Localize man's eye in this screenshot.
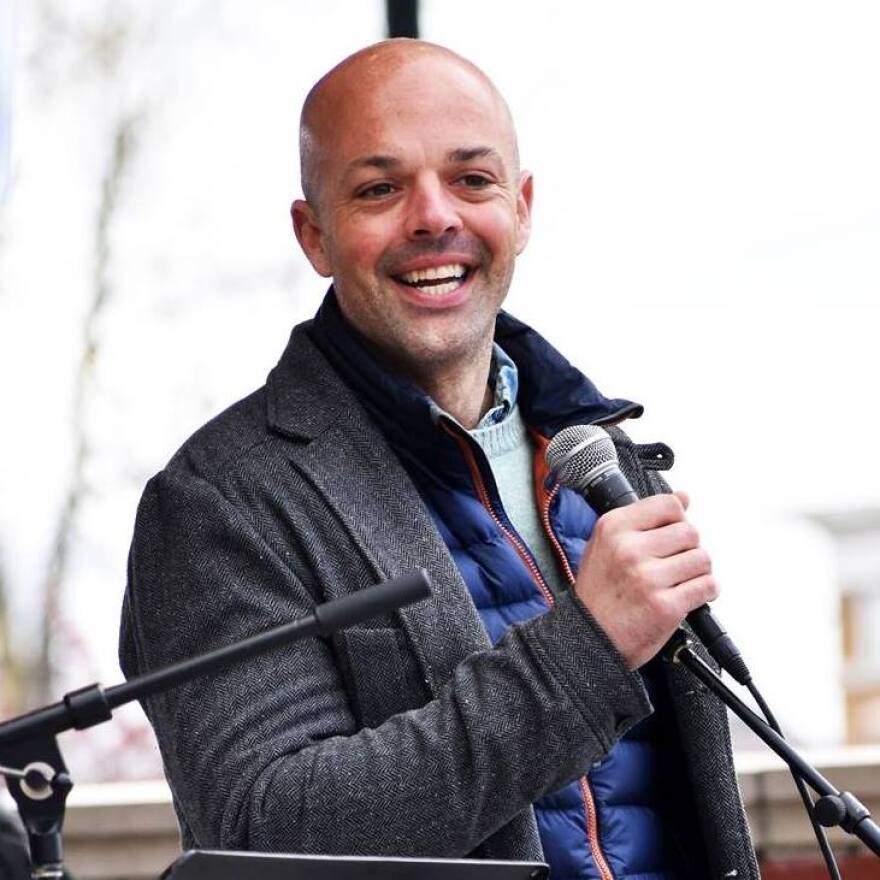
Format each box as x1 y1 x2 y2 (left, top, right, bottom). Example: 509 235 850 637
459 174 491 188
358 182 395 198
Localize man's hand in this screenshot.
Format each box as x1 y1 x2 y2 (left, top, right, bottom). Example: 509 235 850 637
574 491 718 670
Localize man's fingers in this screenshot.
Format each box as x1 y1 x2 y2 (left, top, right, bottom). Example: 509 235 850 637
673 489 689 511
601 493 687 533
574 487 713 669
648 547 711 587
668 574 720 617
642 520 700 558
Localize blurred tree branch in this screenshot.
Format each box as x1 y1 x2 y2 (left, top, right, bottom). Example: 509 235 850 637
36 1 144 703
0 548 28 718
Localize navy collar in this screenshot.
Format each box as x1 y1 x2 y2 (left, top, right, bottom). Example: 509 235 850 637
492 310 642 434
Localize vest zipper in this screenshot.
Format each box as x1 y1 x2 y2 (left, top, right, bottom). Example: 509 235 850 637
579 778 615 880
534 438 617 880
450 425 616 880
540 484 577 585
447 429 555 608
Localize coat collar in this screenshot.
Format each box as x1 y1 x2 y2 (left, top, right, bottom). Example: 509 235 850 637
265 320 358 443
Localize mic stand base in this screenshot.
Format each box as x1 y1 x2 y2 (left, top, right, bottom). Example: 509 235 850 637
663 631 880 858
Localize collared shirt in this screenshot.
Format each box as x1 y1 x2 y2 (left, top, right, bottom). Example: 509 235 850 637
429 343 519 429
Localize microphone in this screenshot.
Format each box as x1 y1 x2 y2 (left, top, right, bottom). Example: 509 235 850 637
546 425 751 685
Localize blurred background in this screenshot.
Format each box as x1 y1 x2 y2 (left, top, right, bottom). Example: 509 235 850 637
1 0 878 877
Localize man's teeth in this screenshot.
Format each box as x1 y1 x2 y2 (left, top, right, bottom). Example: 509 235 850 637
415 279 463 296
398 263 468 290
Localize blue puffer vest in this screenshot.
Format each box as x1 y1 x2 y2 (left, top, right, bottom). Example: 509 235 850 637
310 291 704 879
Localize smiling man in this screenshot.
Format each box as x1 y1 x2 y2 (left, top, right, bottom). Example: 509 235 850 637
120 41 758 879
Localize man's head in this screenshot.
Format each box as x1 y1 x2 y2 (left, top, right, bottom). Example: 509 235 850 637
292 40 533 386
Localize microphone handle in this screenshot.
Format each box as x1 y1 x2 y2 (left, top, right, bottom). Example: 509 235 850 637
583 470 639 512
583 473 751 685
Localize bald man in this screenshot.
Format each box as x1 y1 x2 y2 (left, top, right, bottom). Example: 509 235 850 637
120 41 758 879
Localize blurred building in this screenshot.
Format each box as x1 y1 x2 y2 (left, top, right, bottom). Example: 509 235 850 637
811 509 880 744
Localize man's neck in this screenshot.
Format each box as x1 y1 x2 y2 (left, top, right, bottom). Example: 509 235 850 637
427 374 494 430
407 347 495 430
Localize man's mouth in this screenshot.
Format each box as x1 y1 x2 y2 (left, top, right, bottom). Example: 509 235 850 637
393 263 472 296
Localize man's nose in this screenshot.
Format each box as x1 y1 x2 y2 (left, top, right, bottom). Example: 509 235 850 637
405 176 463 239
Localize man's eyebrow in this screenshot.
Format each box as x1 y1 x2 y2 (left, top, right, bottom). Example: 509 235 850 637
346 154 401 173
344 147 505 176
447 146 504 164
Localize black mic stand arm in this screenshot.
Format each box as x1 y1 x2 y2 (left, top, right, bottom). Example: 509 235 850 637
664 630 880 858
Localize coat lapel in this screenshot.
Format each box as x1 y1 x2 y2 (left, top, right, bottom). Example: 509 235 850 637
266 323 492 695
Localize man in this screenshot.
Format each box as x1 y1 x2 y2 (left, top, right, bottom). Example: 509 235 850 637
120 40 758 879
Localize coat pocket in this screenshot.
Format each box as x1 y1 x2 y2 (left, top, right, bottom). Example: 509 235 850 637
342 627 419 728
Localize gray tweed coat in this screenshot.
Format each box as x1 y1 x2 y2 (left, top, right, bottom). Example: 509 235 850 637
119 322 759 879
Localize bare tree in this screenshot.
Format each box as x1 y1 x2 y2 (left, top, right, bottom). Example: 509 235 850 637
0 547 26 718
33 1 145 703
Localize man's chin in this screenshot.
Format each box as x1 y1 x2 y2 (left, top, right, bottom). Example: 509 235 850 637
388 323 496 374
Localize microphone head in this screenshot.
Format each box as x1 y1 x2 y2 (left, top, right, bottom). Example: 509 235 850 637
546 425 619 493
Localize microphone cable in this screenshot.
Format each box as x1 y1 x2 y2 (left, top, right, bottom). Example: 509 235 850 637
746 679 841 880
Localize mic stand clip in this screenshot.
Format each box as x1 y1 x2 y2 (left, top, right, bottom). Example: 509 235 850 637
0 742 72 879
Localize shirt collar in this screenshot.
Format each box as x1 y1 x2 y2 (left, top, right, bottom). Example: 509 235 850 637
429 343 519 430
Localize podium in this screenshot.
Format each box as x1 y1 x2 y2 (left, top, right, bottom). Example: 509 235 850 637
162 850 549 880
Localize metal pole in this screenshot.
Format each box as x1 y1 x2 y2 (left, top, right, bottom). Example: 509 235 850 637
386 0 419 38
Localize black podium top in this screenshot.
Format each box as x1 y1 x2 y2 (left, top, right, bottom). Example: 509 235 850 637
162 850 549 880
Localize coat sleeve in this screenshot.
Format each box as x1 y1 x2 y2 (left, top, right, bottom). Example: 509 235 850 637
119 466 652 856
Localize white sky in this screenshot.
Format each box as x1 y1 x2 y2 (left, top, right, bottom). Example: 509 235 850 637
1 1 879 778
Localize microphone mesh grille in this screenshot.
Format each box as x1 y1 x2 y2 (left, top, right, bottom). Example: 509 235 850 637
546 425 619 491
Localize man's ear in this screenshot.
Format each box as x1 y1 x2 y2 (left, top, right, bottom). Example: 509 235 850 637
515 171 533 256
291 199 332 277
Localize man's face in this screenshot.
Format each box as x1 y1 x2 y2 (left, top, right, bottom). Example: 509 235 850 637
293 53 532 381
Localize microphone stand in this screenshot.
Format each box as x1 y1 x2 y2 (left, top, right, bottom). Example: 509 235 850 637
0 570 432 880
664 630 880 859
